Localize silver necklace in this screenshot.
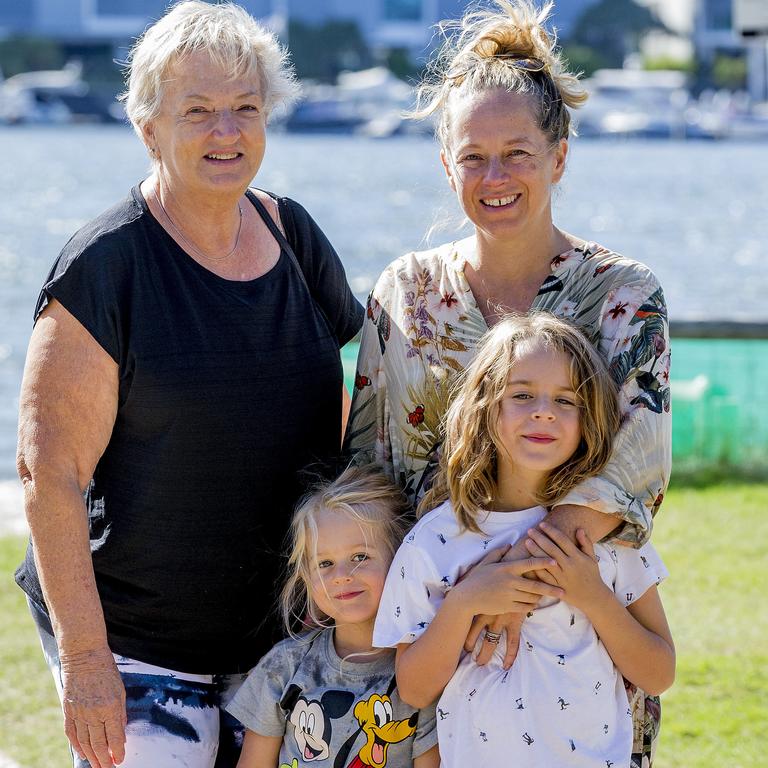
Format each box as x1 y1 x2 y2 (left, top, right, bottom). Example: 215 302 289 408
154 188 243 263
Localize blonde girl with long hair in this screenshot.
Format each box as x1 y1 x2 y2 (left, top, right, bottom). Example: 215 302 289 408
226 464 439 768
373 314 674 767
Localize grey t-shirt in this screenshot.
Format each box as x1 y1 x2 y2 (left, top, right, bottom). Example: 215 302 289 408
226 629 437 767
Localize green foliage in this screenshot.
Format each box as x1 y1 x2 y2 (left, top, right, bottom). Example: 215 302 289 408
561 44 610 78
0 36 65 78
565 0 664 69
286 19 372 83
385 47 422 83
644 56 696 74
712 54 748 90
1 483 766 766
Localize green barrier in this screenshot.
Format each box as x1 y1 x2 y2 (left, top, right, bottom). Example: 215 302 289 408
341 338 768 466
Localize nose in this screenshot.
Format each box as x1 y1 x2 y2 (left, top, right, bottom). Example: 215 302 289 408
212 109 240 138
484 155 509 184
332 563 353 583
532 399 556 421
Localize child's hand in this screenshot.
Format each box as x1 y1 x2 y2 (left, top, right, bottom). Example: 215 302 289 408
524 523 611 613
452 552 564 617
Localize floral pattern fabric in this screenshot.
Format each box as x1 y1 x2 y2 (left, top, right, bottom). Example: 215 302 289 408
344 240 671 763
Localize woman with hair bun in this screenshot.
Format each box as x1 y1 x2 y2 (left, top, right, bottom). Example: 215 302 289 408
345 2 670 765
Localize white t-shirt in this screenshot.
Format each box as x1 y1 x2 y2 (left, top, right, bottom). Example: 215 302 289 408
373 501 667 768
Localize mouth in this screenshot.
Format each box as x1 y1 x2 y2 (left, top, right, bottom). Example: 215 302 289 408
303 743 322 760
523 434 556 443
372 737 385 765
335 590 364 601
480 194 519 208
204 152 242 162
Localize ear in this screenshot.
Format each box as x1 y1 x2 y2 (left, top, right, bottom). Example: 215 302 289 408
321 689 355 719
551 138 568 184
280 684 303 712
440 148 457 192
139 120 157 155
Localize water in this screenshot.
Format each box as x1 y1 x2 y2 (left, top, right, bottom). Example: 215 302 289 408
1 125 767 482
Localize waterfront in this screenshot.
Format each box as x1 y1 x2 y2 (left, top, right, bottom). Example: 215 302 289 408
1 125 767 483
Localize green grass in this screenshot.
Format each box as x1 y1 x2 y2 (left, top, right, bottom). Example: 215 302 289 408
1 484 767 766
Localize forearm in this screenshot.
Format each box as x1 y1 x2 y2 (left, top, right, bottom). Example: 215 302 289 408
581 588 675 695
235 730 282 768
23 467 109 655
544 504 621 543
396 592 474 708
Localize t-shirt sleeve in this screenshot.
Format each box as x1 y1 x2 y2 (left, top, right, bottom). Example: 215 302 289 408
612 542 668 607
373 534 444 647
412 700 439 759
35 233 125 364
278 197 363 346
224 643 295 737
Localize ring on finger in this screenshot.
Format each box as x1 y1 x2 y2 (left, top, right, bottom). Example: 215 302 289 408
484 630 502 644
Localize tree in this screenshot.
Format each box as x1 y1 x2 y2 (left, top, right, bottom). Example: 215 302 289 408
286 20 372 82
565 0 664 70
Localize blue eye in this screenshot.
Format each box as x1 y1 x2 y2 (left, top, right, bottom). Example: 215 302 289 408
317 559 332 569
352 553 370 563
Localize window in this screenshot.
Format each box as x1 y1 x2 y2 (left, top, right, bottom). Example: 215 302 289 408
383 0 422 22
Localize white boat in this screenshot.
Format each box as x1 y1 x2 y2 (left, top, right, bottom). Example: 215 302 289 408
0 61 117 124
576 68 710 139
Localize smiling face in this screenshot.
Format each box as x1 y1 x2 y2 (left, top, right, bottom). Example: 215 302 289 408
440 88 566 245
141 49 266 201
308 508 391 633
495 341 583 494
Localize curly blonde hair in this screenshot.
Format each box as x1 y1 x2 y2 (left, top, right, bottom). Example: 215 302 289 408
280 464 410 636
418 313 620 533
413 0 588 149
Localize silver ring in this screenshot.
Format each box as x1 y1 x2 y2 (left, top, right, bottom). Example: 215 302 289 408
484 630 502 644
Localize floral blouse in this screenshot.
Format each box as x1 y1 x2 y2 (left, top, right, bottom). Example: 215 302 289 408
344 240 671 548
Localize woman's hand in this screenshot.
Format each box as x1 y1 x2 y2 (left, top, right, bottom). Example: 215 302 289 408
524 523 611 612
60 647 126 767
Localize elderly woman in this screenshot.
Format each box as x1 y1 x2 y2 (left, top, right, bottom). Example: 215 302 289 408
345 1 671 766
15 3 361 767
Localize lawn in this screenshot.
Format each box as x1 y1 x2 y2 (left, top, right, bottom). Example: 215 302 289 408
1 483 766 767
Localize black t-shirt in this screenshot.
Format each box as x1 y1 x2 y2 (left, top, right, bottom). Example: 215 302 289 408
16 186 363 673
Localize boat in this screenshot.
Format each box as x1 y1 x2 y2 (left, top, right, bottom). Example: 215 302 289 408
0 61 118 124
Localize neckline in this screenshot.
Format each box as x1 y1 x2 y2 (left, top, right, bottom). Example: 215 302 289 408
447 239 592 330
132 183 286 288
321 628 394 673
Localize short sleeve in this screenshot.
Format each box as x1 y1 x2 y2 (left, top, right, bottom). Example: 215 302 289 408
373 535 444 647
412 700 439 759
612 542 668 608
225 643 294 737
277 196 364 346
35 230 126 364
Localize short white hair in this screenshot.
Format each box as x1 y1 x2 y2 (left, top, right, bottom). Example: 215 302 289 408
121 0 299 136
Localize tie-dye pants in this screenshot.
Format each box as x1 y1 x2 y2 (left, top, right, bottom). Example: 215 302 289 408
30 599 249 767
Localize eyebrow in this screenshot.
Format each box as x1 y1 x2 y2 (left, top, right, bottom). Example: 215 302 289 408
458 137 537 150
182 91 261 102
315 544 372 557
506 379 577 391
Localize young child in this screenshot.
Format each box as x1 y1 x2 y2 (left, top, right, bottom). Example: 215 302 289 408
226 464 440 768
373 313 675 767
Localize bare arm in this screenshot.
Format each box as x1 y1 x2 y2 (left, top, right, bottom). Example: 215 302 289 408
414 745 440 768
528 524 675 695
17 299 124 768
395 553 562 708
341 383 351 445
235 729 283 768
